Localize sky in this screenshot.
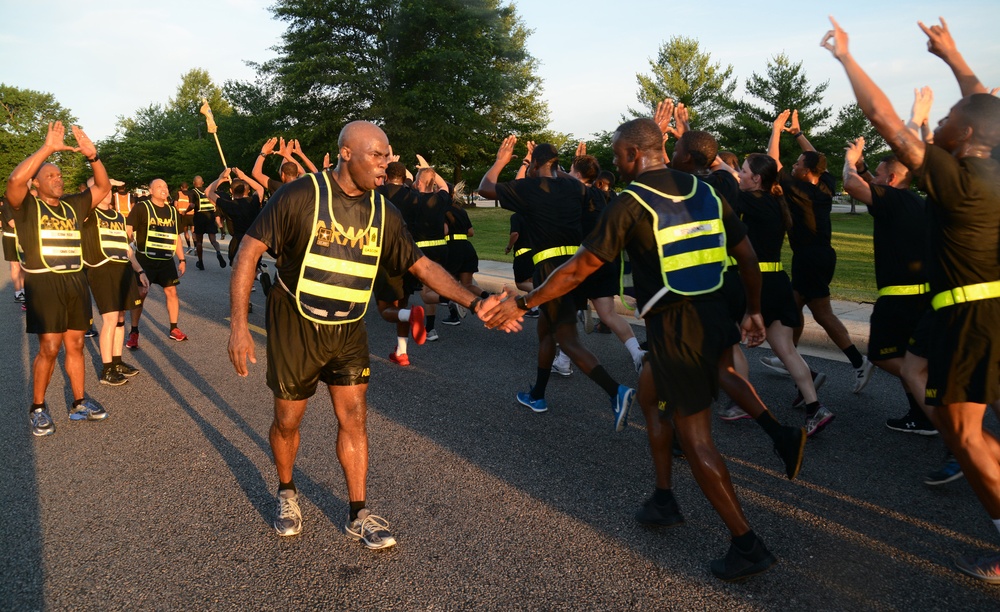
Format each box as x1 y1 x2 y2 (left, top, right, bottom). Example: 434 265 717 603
2 0 999 146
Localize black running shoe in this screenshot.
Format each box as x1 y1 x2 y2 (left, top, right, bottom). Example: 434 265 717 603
217 252 227 268
634 493 685 527
773 426 806 480
196 260 205 271
886 408 937 436
710 536 778 582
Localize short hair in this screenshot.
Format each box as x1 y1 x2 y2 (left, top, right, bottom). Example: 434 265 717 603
878 154 910 183
718 150 739 169
614 118 662 153
572 155 600 182
386 161 407 181
232 179 248 197
415 167 435 185
596 170 616 188
280 161 299 179
532 143 560 170
964 93 1000 149
800 150 827 175
678 131 718 170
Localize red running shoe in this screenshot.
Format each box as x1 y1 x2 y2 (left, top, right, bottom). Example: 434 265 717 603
125 331 139 350
169 328 189 342
410 305 427 345
389 351 410 367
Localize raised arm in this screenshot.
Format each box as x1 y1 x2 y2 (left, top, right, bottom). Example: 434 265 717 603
515 141 534 180
788 110 817 152
478 135 517 200
919 17 987 97
768 110 791 170
822 17 926 171
253 137 278 188
906 86 934 143
842 137 873 206
653 98 675 165
205 168 231 204
234 167 264 201
291 139 318 173
277 138 305 176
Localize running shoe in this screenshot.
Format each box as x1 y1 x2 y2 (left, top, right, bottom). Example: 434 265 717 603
69 399 108 421
925 453 964 486
613 385 635 432
389 351 410 367
21 303 26 311
791 371 827 409
580 309 594 334
634 493 685 527
426 329 439 342
524 307 540 318
99 368 128 387
852 356 875 393
195 260 205 271
886 408 937 436
169 328 189 342
14 291 25 303
954 552 1000 584
115 362 140 378
710 536 778 582
30 406 55 437
720 405 751 422
633 352 646 374
410 305 427 345
455 303 468 318
345 509 396 550
759 355 789 375
217 252 227 268
274 489 302 536
551 351 572 377
516 391 548 413
84 326 98 338
442 314 462 326
125 331 139 350
773 426 806 480
805 405 834 437
259 271 272 296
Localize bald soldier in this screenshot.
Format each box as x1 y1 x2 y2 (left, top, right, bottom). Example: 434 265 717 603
228 120 511 549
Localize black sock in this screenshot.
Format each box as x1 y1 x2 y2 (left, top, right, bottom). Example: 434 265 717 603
843 345 864 369
73 398 84 407
906 393 921 413
806 401 820 416
587 365 620 398
733 530 757 552
426 315 435 331
130 326 138 335
755 410 784 442
349 500 366 521
112 355 122 365
653 487 674 506
102 361 113 374
532 368 551 399
278 480 296 493
170 323 178 332
30 402 44 414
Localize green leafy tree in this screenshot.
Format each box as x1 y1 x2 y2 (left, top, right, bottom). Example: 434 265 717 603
630 36 735 132
717 53 832 167
0 84 87 189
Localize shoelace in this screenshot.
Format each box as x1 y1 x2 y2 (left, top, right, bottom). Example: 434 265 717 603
358 514 391 540
32 410 51 426
278 495 301 520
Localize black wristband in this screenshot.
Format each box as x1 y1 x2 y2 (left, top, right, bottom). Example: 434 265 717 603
86 154 100 163
469 296 483 314
859 164 870 174
790 131 802 139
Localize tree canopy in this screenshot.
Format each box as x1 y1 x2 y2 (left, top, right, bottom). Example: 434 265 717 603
1 84 87 191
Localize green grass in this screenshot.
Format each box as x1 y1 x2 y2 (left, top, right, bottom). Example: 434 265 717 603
467 207 878 303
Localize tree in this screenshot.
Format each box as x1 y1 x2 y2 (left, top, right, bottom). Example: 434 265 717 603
254 0 549 183
0 84 87 189
717 53 833 167
631 36 735 132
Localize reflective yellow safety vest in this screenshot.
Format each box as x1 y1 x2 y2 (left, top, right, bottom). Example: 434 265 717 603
620 179 727 297
23 196 82 273
193 188 215 214
295 172 385 324
87 208 130 266
141 200 179 260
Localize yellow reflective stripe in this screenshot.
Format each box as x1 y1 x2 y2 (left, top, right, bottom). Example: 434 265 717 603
931 281 1000 310
39 230 80 240
99 228 127 239
726 256 738 267
532 245 578 265
148 231 175 240
303 254 378 278
759 262 783 272
416 239 447 248
447 234 469 241
41 246 82 256
878 283 929 297
657 218 724 245
662 246 727 273
514 248 531 257
298 277 372 303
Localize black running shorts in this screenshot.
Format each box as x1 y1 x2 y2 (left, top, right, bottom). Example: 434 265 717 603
791 245 836 301
136 254 179 288
2 235 17 262
445 240 479 276
24 271 92 334
193 212 217 236
760 271 801 329
536 255 587 325
86 262 142 314
906 309 934 359
868 294 929 361
580 257 620 300
512 251 534 284
265 284 371 401
924 300 1000 406
719 267 747 325
645 295 739 416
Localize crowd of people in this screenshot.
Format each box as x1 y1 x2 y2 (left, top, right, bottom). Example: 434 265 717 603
3 16 999 585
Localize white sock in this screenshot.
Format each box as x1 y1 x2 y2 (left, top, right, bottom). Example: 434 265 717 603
624 337 643 362
397 336 408 355
398 308 410 323
993 518 1000 537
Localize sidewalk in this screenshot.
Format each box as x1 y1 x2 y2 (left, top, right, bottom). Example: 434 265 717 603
474 259 871 364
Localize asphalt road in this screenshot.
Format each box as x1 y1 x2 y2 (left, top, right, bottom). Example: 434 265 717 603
1 252 998 611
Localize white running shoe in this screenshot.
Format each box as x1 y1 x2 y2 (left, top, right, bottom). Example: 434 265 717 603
852 356 875 393
759 355 789 375
551 351 572 376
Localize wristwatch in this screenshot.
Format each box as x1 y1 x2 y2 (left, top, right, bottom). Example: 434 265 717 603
515 295 530 311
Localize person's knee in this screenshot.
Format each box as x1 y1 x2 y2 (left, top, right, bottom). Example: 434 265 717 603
36 339 61 360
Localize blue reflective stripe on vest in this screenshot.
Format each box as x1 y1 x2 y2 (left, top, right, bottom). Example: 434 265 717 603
295 172 385 324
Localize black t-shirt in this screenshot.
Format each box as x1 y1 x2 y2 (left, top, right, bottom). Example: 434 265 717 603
214 193 262 239
733 190 786 264
377 183 419 229
411 189 450 242
915 144 1000 293
496 176 594 252
246 172 421 294
583 167 747 311
703 170 741 212
509 212 530 252
581 185 607 236
868 184 927 289
10 191 91 271
779 168 835 250
82 207 128 266
126 199 178 253
445 204 473 237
